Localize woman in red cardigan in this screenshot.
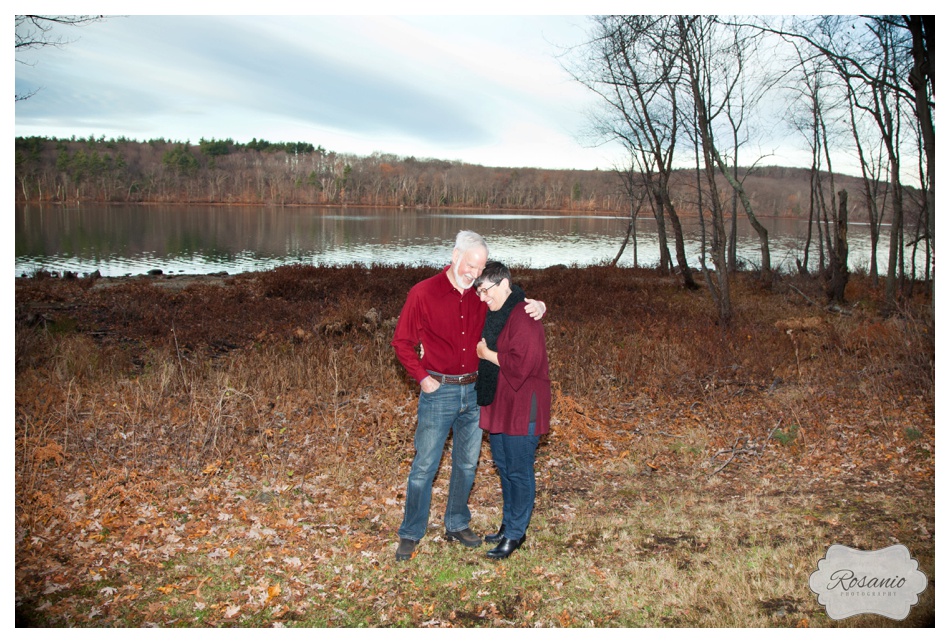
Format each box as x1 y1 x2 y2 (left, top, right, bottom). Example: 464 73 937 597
474 261 551 559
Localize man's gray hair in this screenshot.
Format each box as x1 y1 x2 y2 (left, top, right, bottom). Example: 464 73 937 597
454 230 488 255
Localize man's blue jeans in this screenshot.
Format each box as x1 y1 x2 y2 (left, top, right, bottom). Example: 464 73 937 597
488 422 540 541
398 382 481 541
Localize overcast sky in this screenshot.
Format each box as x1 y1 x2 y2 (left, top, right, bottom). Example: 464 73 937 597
15 10 629 170
14 3 895 173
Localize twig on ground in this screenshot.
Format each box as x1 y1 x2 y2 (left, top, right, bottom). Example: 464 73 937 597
708 421 782 476
788 283 819 307
709 436 754 476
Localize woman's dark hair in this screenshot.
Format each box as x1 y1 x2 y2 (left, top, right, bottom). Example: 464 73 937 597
475 260 510 288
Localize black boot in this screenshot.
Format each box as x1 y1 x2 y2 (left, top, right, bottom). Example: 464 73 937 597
484 525 505 544
486 535 525 559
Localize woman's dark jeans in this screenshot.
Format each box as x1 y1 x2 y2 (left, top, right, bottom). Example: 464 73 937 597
488 422 540 540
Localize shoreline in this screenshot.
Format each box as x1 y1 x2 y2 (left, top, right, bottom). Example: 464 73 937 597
13 199 820 222
15 269 241 291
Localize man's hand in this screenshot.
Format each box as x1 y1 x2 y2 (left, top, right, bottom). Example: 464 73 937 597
420 375 441 394
525 298 547 320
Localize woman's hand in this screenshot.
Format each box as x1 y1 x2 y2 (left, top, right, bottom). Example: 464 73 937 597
477 338 498 365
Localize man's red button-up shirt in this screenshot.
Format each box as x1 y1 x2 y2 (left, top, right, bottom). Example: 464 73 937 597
391 266 487 383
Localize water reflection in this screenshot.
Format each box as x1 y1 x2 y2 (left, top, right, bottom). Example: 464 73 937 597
16 203 906 278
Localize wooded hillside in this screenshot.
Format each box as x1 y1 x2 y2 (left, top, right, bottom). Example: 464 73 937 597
15 136 876 220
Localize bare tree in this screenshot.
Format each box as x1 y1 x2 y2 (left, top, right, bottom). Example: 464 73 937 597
612 156 649 267
784 44 829 276
843 62 890 284
845 17 910 305
756 15 933 307
903 16 935 226
15 15 105 101
677 15 732 322
568 15 698 285
707 17 774 282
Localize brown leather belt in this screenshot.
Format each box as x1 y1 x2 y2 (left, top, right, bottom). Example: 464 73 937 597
428 371 478 385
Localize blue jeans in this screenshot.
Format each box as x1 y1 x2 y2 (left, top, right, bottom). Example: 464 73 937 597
398 382 482 541
488 422 540 540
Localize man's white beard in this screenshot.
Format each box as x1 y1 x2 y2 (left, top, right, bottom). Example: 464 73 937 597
454 263 475 290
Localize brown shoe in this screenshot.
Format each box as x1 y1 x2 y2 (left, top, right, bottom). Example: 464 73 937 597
444 528 482 548
395 538 418 561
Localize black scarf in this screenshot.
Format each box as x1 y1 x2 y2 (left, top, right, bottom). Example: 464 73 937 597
476 284 525 406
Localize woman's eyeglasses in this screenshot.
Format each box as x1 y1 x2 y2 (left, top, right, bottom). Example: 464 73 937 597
476 282 498 297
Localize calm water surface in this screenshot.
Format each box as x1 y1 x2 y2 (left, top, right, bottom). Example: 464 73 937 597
15 204 902 278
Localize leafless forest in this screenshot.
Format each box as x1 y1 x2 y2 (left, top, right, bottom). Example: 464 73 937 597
15 135 864 216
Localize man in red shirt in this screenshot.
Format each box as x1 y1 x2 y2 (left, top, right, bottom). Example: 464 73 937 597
391 230 546 561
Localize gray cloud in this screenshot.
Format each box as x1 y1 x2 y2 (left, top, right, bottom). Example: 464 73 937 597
17 16 491 146
15 14 620 170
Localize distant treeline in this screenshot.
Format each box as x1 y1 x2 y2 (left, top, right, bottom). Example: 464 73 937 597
15 135 862 217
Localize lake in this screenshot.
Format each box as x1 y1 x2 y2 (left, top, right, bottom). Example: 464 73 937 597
15 203 905 278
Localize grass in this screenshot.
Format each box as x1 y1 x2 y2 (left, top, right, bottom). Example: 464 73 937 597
14 264 935 627
773 425 799 446
22 470 927 627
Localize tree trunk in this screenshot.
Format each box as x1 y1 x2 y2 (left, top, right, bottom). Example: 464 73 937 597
884 151 904 306
661 193 699 289
827 189 849 303
612 202 636 267
714 149 771 282
651 191 673 273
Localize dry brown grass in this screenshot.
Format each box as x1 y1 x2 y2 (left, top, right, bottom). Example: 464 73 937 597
14 265 934 627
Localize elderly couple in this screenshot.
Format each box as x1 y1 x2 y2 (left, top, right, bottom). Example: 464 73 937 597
391 230 551 561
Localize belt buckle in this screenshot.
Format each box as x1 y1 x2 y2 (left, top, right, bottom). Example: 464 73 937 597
429 371 475 385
